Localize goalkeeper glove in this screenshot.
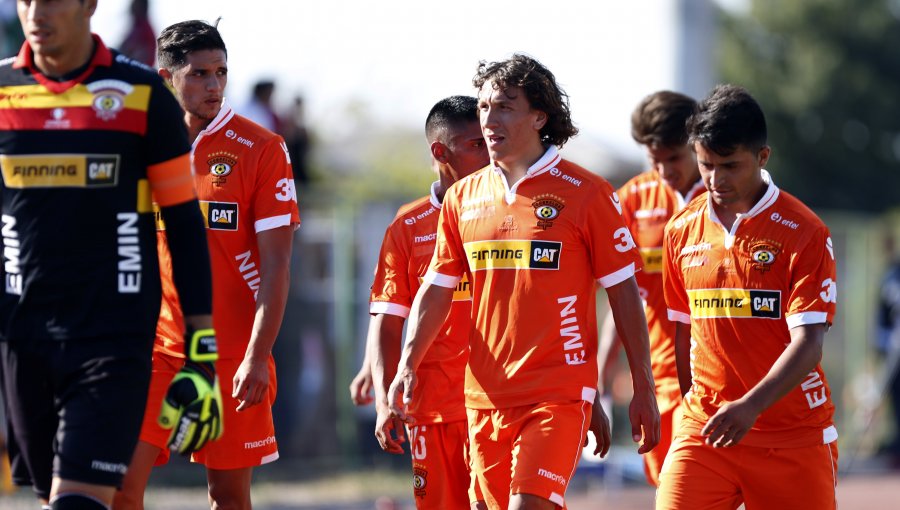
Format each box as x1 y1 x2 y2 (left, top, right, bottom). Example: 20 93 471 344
158 327 224 454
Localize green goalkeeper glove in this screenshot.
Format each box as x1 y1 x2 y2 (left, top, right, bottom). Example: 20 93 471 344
158 327 224 455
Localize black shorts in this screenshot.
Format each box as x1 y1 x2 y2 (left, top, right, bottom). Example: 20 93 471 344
0 335 152 497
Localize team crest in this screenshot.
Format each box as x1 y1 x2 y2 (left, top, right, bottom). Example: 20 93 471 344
749 240 781 272
532 194 565 230
207 151 237 186
413 467 427 498
86 80 132 121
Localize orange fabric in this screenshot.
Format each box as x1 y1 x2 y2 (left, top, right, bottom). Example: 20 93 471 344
138 353 278 469
656 435 838 510
155 106 300 359
405 420 472 509
663 173 837 448
642 386 682 486
467 400 591 509
190 356 279 469
428 147 643 410
618 170 704 390
147 153 195 207
370 187 470 423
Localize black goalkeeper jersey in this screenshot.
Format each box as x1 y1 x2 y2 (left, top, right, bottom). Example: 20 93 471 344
0 35 191 341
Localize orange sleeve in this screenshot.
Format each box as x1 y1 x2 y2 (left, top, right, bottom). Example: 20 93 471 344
147 153 196 207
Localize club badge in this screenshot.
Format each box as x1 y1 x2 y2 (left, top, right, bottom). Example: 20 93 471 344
532 194 565 230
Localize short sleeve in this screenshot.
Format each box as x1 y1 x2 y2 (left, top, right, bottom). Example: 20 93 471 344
785 226 837 329
663 222 691 324
582 181 643 288
369 221 413 318
251 136 301 233
425 189 466 288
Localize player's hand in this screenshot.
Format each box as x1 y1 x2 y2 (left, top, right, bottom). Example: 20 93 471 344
233 355 269 412
349 364 374 406
630 385 660 454
374 402 407 454
158 328 224 455
701 397 761 448
585 396 612 458
386 367 418 425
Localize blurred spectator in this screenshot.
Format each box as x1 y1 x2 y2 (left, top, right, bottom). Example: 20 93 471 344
117 0 156 66
283 95 311 185
0 0 23 58
241 80 281 133
877 234 900 468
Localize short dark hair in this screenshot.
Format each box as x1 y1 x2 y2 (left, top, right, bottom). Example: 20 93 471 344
687 84 767 155
631 91 697 148
157 20 227 70
472 54 578 147
425 95 478 142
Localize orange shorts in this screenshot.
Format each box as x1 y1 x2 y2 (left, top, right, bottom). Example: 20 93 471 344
643 386 682 487
467 400 591 509
140 352 279 469
656 435 838 510
406 419 473 509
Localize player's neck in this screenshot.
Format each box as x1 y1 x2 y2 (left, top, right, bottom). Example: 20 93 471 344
186 113 215 143
496 142 546 185
32 35 94 79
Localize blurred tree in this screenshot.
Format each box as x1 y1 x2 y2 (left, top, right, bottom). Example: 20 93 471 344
718 0 900 212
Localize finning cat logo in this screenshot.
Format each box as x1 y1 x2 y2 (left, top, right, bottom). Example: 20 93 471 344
532 194 565 230
750 240 781 272
87 80 132 121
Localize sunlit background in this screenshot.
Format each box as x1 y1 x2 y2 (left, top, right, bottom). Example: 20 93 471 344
1 0 900 508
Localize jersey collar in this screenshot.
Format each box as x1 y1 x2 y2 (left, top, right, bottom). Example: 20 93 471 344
13 34 112 94
491 145 562 204
191 99 235 151
429 181 443 209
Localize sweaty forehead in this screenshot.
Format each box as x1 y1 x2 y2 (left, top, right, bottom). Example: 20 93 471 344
478 81 520 102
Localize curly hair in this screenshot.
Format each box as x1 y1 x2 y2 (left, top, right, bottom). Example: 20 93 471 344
473 54 578 147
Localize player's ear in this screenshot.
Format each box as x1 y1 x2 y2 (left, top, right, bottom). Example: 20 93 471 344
158 67 172 83
757 145 771 168
532 110 548 131
431 141 449 164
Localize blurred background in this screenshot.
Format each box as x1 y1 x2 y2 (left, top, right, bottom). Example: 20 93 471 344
1 0 900 507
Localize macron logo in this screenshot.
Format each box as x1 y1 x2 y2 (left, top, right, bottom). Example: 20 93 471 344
537 468 566 485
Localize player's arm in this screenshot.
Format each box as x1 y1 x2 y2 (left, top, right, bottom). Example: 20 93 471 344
597 303 621 399
701 323 826 448
349 343 374 406
233 225 294 412
387 282 454 422
606 275 660 454
673 321 692 397
369 313 407 454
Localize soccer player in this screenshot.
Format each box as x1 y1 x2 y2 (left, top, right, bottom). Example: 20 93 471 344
657 84 838 509
0 1 219 509
113 20 299 510
388 54 660 510
364 95 488 508
596 91 704 486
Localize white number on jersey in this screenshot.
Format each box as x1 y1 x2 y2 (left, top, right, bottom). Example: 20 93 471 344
275 178 297 202
820 278 837 303
613 226 636 253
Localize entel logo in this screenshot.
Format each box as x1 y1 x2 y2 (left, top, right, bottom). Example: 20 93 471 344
770 212 799 229
225 129 237 139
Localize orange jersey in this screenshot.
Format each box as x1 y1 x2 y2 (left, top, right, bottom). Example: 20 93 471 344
663 171 837 448
156 102 300 359
370 183 471 424
428 147 643 409
618 170 705 389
